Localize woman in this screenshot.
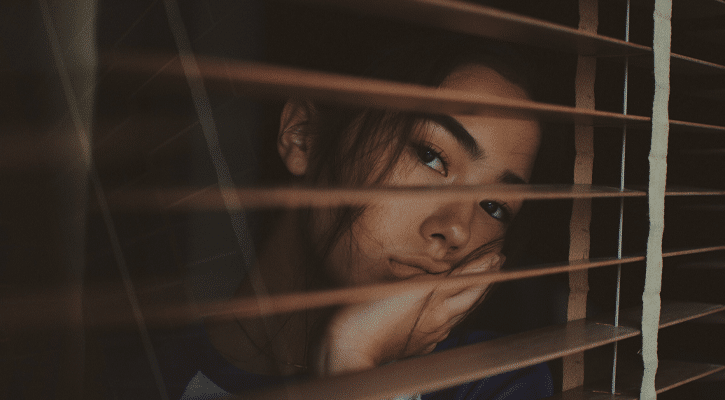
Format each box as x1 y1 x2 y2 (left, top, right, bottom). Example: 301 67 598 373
170 29 554 398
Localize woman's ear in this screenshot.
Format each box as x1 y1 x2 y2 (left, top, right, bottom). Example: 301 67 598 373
278 100 313 176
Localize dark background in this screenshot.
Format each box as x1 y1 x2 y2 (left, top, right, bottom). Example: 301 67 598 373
1 0 723 398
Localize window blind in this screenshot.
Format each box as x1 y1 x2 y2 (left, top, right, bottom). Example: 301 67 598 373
1 0 723 399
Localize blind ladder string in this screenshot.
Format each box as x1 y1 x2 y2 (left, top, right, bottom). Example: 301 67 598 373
37 0 96 397
612 0 631 395
161 0 305 387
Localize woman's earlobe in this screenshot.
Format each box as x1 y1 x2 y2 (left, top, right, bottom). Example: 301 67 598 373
278 101 313 176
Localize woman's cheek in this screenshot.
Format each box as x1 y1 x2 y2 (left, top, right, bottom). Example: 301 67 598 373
473 219 507 247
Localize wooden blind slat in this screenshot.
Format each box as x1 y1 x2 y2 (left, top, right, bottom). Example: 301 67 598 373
594 301 725 330
551 361 725 399
657 302 725 329
662 188 725 196
606 360 725 396
653 361 725 394
304 1 725 77
547 386 637 400
104 184 645 211
296 0 649 56
107 53 725 135
669 120 725 134
663 245 725 258
8 247 724 330
102 185 725 211
5 117 719 172
691 311 725 324
630 52 725 76
108 53 650 126
623 187 725 198
239 320 639 400
3 256 643 330
671 53 725 75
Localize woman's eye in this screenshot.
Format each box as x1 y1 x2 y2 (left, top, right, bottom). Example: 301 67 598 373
479 201 511 222
415 144 447 176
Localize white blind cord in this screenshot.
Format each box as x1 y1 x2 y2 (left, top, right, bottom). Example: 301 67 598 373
641 0 673 398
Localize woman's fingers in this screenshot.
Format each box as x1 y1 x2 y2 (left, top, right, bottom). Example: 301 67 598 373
433 253 504 298
444 284 490 319
412 254 504 337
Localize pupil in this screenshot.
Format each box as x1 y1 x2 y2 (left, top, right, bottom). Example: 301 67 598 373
480 201 496 212
419 148 435 163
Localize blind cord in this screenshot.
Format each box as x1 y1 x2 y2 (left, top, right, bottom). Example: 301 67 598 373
37 0 95 397
612 0 631 394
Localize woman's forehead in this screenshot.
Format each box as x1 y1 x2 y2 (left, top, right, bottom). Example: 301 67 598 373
434 64 541 182
440 64 530 100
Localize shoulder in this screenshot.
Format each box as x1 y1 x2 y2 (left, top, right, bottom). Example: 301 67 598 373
98 322 289 400
421 330 553 400
159 323 291 399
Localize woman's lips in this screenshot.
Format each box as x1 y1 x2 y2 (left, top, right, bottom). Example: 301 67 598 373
389 260 426 279
389 257 450 279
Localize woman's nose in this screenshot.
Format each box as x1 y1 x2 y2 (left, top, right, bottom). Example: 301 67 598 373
419 202 476 258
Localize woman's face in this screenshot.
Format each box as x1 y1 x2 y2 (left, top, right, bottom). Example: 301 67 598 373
305 64 541 286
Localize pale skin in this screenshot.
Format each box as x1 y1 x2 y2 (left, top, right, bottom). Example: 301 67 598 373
205 64 541 378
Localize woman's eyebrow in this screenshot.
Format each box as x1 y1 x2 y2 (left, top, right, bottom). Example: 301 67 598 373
425 114 483 160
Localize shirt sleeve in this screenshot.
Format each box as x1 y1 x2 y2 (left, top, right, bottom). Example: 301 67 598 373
180 371 231 400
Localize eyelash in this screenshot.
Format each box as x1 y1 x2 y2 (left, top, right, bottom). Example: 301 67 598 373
479 201 512 223
413 142 449 176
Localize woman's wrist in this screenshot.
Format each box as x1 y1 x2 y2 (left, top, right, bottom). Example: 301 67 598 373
316 342 420 399
314 327 378 376
322 347 377 376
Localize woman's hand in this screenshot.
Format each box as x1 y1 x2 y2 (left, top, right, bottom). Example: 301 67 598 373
314 253 505 376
